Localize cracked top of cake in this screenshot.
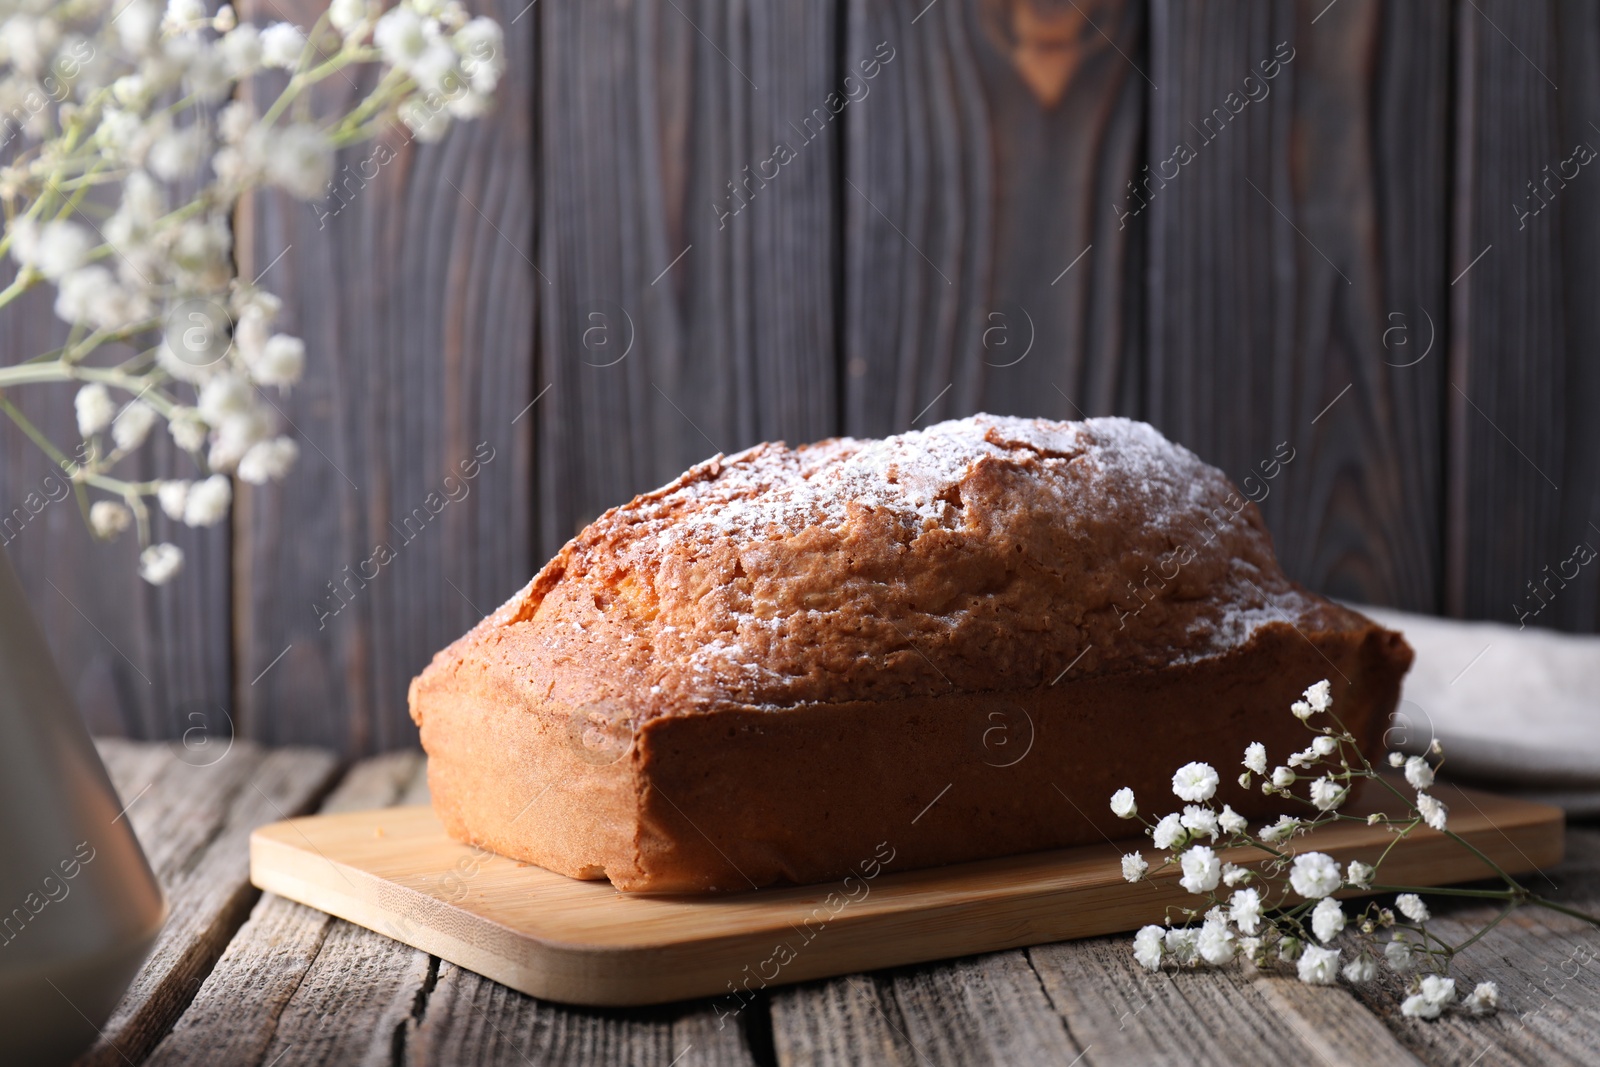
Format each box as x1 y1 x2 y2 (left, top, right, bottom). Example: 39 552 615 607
413 415 1363 725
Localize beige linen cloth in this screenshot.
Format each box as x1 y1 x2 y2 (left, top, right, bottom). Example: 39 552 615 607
1353 605 1600 815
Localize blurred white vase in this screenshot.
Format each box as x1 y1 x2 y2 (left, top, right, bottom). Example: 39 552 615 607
0 549 166 1065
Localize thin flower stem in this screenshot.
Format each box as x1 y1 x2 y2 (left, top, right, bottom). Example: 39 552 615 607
1527 897 1600 928
1450 901 1520 955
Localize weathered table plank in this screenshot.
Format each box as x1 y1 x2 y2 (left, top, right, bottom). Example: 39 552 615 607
78 739 341 1067
83 743 1600 1066
143 752 431 1067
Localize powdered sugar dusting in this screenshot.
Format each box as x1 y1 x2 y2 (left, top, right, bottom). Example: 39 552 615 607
491 414 1354 717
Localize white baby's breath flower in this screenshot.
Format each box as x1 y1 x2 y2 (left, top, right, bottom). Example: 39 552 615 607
1271 765 1295 788
1229 887 1263 935
209 407 270 472
112 400 158 451
1222 863 1249 887
1312 736 1338 757
198 373 253 423
1288 852 1341 900
1178 845 1220 894
1297 945 1340 986
183 474 231 527
1385 934 1414 973
75 383 116 437
250 333 306 386
1343 955 1377 983
1164 927 1198 965
158 480 190 520
1417 793 1448 831
1120 851 1147 883
220 23 262 75
139 542 184 585
1180 804 1218 839
1462 981 1498 1014
1110 787 1137 819
259 22 306 69
456 16 503 95
1172 762 1219 803
1218 805 1247 835
1404 756 1435 791
28 220 94 279
1258 814 1300 844
168 408 208 452
219 100 256 145
399 95 452 142
1401 974 1455 1020
265 125 333 200
1197 918 1235 965
89 500 132 539
1388 751 1406 768
1311 897 1345 943
237 437 298 483
1291 700 1314 721
1133 925 1164 971
330 0 370 33
1309 776 1348 812
1396 894 1430 923
163 0 206 31
375 6 428 68
118 0 163 55
1243 742 1267 775
1152 813 1184 851
1304 679 1332 712
214 3 237 31
1345 861 1374 888
148 124 206 180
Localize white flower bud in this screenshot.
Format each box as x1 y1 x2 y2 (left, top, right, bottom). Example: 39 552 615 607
112 399 158 451
330 0 369 33
1109 787 1136 819
183 474 231 526
214 3 237 31
139 542 184 585
75 383 116 436
89 500 132 539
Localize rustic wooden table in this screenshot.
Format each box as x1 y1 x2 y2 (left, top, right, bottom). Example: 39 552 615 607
73 739 1600 1067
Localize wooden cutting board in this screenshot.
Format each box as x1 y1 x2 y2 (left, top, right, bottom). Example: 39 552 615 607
250 780 1563 1007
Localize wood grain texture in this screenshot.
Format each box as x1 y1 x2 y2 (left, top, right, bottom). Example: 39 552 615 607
233 0 536 755
1145 0 1453 613
1446 0 1600 633
772 956 1081 1066
536 0 839 557
79 738 340 1067
840 0 1146 437
1348 828 1600 1066
144 752 431 1067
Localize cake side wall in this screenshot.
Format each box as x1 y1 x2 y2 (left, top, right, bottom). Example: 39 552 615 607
622 621 1410 892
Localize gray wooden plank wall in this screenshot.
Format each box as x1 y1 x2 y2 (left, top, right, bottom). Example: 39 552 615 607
0 0 1595 755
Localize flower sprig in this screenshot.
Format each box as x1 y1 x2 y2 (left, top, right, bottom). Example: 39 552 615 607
0 0 503 583
1111 680 1596 1020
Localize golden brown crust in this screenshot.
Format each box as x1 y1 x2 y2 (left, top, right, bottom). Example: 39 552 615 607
410 415 1413 892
